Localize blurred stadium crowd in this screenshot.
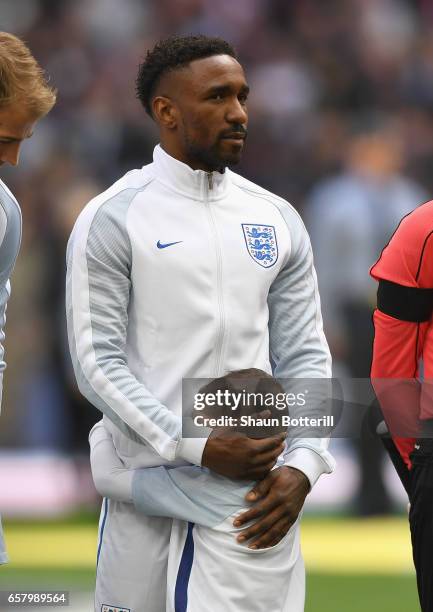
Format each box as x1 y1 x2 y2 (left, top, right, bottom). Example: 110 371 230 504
1 0 433 513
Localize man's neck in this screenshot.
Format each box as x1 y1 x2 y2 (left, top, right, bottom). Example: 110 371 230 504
159 141 220 173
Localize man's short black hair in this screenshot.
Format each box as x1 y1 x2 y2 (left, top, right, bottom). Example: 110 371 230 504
136 34 237 117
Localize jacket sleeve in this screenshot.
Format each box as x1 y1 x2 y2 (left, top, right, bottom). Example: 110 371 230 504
89 420 248 528
0 192 21 408
370 203 433 466
268 204 335 487
371 308 423 466
66 191 207 465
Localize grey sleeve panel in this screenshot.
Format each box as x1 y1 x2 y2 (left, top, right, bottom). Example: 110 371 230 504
267 201 334 474
132 465 250 527
0 185 22 381
0 185 22 287
66 187 181 460
268 202 331 380
66 292 144 445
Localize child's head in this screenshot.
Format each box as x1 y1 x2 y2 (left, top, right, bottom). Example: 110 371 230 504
196 368 287 437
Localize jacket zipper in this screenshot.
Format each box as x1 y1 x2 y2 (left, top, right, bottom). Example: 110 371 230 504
206 171 225 376
207 172 214 191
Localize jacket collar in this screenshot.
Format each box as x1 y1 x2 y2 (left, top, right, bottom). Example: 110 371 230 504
152 144 230 201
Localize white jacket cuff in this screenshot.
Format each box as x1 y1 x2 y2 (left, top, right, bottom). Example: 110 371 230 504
283 447 335 488
177 435 210 466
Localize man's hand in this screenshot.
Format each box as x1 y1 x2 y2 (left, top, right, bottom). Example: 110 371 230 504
233 466 310 549
201 431 285 480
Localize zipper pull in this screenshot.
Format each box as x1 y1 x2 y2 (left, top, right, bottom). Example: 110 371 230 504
207 172 214 190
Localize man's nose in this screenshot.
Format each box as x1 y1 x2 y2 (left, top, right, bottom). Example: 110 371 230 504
0 143 20 166
226 98 248 126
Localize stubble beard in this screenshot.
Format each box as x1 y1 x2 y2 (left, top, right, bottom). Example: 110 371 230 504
183 132 243 172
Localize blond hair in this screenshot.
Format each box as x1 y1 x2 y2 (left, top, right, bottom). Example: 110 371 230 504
0 31 56 117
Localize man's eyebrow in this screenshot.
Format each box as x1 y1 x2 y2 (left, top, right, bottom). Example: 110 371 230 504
205 84 231 96
205 83 250 95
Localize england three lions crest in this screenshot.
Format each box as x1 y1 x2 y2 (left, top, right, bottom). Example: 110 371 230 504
242 224 278 268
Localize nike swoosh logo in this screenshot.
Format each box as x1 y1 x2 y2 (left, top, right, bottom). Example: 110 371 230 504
157 240 183 249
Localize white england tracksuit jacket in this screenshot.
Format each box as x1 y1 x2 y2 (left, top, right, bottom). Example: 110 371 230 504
67 143 334 480
67 144 334 484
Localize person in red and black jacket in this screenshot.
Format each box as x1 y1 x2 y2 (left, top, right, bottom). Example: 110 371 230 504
371 200 433 612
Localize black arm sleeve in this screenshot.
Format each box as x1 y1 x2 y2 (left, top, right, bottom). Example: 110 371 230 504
377 279 433 323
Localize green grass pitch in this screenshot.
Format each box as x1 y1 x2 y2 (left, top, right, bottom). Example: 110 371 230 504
0 515 420 611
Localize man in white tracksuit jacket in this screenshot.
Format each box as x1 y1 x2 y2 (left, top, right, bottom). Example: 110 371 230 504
66 35 334 611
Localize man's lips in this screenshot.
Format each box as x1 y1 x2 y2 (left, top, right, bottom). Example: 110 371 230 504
220 133 246 141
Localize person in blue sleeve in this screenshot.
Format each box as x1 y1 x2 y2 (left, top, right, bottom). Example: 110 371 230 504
0 31 56 564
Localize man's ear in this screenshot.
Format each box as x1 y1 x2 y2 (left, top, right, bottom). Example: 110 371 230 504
152 95 178 129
